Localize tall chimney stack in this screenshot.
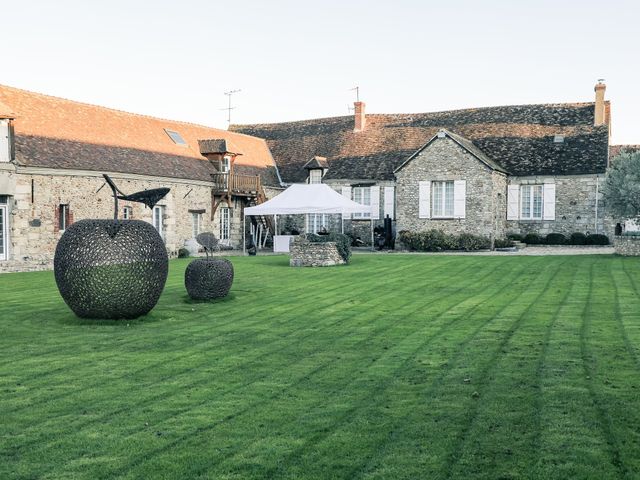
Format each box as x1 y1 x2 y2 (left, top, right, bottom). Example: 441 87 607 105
354 101 366 132
594 80 606 126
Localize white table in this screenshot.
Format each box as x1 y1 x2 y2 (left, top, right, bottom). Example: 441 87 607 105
274 235 294 253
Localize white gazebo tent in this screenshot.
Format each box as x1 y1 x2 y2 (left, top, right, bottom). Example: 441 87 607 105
243 184 372 254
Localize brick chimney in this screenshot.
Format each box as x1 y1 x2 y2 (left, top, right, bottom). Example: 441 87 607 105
594 80 606 126
354 101 366 132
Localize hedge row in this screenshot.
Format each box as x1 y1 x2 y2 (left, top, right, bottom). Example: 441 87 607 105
507 232 610 245
398 230 492 252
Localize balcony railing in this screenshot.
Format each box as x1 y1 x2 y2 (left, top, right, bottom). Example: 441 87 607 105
211 172 262 195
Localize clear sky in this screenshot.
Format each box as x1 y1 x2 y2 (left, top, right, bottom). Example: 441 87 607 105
4 0 639 144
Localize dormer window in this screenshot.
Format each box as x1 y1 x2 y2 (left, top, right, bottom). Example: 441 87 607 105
309 169 323 184
165 129 187 146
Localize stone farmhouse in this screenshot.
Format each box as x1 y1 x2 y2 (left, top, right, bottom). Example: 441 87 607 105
0 85 281 271
233 82 618 242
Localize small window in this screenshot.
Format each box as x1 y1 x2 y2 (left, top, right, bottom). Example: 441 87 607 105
123 206 132 220
309 169 322 184
306 213 329 233
164 129 187 146
192 212 201 238
352 187 371 219
59 204 69 231
221 156 231 173
432 181 454 218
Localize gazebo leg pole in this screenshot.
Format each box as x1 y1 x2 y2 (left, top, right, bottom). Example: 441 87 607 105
243 214 246 256
341 215 344 234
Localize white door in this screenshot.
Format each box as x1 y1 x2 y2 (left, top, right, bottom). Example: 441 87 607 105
0 205 8 260
220 207 230 243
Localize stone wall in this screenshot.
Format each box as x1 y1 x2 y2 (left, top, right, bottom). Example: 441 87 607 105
0 168 230 271
290 241 345 267
613 236 640 256
506 174 608 237
395 135 506 238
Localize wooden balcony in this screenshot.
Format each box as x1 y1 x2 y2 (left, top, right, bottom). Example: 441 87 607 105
211 172 262 196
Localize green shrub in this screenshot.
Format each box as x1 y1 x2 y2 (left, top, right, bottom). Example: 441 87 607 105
397 230 490 252
306 233 352 262
585 234 609 245
545 233 566 245
569 232 587 245
457 233 491 251
507 233 523 241
178 248 190 258
494 238 515 248
523 233 541 245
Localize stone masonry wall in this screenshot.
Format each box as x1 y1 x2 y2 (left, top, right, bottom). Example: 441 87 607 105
613 236 640 256
506 174 608 237
290 241 345 267
395 136 506 238
0 169 219 270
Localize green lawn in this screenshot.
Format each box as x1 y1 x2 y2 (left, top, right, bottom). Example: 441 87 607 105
2 254 640 479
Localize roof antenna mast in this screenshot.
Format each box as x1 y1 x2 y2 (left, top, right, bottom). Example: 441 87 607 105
347 86 359 113
221 89 241 127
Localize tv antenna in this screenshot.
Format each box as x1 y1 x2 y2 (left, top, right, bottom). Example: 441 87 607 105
349 86 360 102
221 89 241 125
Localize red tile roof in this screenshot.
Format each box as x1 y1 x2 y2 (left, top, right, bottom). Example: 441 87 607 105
0 85 279 184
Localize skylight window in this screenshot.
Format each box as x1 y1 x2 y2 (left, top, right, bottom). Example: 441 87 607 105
165 129 187 146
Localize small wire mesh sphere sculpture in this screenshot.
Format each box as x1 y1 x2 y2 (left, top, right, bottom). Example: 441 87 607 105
184 232 234 300
53 174 170 319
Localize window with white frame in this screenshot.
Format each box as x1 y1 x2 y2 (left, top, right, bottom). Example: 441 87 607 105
219 207 230 241
309 169 322 184
153 205 165 239
192 212 201 238
520 185 544 220
432 181 454 217
221 156 231 173
58 204 69 232
352 187 371 219
123 206 132 219
306 213 329 233
0 119 11 163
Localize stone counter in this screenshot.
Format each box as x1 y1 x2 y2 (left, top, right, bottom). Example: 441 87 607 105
614 236 640 256
290 242 345 267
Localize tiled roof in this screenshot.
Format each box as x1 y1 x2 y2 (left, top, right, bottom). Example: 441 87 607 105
0 84 279 185
303 156 328 170
232 102 610 183
610 144 640 159
0 100 15 118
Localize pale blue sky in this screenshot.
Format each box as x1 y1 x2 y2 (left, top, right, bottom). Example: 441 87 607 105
4 0 639 144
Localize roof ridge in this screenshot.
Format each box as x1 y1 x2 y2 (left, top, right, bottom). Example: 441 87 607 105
233 101 598 128
0 83 231 133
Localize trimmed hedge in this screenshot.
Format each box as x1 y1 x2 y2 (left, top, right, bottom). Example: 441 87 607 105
306 233 352 262
494 238 515 248
585 234 609 245
545 233 566 245
398 230 490 252
507 233 523 241
569 232 587 245
523 233 542 245
178 248 191 258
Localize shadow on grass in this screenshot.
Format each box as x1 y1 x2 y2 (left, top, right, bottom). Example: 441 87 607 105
182 292 237 305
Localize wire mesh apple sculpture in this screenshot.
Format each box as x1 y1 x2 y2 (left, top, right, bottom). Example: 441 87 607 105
184 232 234 300
54 174 170 319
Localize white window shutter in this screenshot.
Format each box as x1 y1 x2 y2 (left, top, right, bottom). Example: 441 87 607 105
507 185 520 220
370 186 380 220
453 180 466 219
543 183 556 220
341 185 352 219
384 186 395 219
0 120 9 163
418 181 430 219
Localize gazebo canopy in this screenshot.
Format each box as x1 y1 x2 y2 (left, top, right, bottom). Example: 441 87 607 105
244 184 370 216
